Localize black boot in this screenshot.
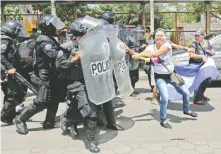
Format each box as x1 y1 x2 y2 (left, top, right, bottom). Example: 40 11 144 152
103 102 123 131
1 102 16 124
107 123 124 131
70 124 78 139
43 103 59 129
85 119 100 153
13 103 44 135
15 103 45 133
42 121 55 129
1 112 14 124
13 116 28 134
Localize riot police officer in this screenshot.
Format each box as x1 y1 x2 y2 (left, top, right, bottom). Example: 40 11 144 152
99 12 124 131
57 18 101 153
13 14 67 134
1 20 29 123
126 25 146 96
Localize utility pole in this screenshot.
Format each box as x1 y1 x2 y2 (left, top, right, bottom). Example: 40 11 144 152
205 1 210 35
150 0 154 33
140 2 146 28
51 0 56 16
73 2 77 19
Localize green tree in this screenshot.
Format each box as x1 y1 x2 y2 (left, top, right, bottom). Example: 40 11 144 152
33 3 162 26
4 5 22 22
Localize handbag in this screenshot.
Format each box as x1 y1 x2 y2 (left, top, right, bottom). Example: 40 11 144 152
158 57 185 86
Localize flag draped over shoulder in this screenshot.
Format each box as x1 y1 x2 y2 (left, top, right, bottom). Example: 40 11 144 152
168 57 220 101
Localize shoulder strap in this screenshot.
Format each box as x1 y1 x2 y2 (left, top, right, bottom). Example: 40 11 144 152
158 57 171 73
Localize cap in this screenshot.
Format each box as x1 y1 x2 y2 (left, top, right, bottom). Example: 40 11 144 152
195 28 204 35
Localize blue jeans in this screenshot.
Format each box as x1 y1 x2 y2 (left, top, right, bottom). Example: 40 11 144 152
155 78 190 122
194 77 211 101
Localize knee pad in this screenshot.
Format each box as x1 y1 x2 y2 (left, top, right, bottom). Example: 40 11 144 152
87 118 97 129
36 84 51 104
80 104 98 119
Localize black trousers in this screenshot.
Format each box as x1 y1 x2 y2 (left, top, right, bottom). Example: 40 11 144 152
1 76 27 122
129 68 139 89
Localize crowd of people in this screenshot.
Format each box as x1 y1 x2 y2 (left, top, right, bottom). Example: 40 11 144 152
1 11 219 153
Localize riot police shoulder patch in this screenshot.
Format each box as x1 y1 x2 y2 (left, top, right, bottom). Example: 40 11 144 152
57 50 63 58
45 44 52 50
1 44 7 50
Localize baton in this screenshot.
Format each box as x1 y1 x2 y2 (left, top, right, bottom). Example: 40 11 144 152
138 57 150 62
1 64 37 95
14 72 38 95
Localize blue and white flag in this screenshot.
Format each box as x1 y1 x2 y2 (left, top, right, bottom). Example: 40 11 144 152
168 57 220 101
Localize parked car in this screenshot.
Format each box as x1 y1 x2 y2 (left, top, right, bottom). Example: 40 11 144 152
204 32 221 40
172 34 221 81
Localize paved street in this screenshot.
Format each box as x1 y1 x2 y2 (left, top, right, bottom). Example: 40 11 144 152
1 71 221 154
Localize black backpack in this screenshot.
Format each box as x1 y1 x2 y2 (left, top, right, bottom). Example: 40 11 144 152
18 39 36 71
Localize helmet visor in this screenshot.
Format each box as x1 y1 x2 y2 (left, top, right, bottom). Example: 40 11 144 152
48 16 65 30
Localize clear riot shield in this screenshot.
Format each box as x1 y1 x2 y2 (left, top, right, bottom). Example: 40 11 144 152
125 28 141 71
97 24 119 40
78 31 115 105
118 28 127 42
129 28 145 43
109 38 133 96
82 15 105 32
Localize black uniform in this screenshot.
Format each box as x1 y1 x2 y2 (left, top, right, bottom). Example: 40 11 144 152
14 35 66 131
98 16 124 130
1 29 26 123
58 41 101 120
13 14 67 134
126 34 146 92
57 40 101 153
126 38 141 90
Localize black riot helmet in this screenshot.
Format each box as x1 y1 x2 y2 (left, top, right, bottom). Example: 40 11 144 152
38 14 65 36
1 20 29 38
135 25 145 41
136 25 145 31
100 11 114 24
67 18 87 37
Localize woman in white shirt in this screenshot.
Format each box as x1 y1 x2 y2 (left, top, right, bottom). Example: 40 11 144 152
125 29 197 128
